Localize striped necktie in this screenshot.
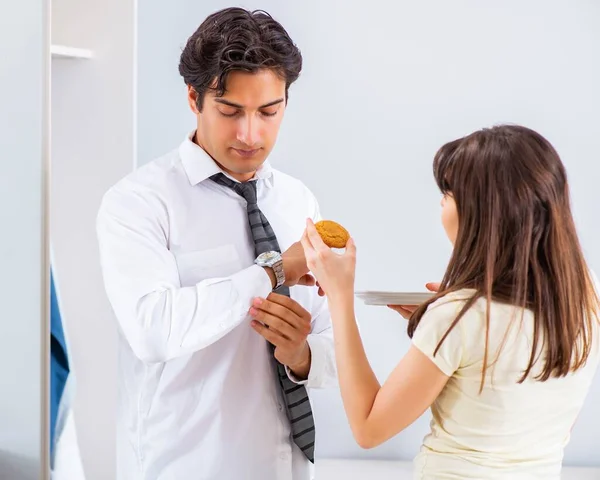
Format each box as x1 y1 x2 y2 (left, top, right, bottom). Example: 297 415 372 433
210 172 316 462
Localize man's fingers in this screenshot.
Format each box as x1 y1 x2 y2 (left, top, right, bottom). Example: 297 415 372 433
263 292 311 321
250 300 310 337
251 320 289 347
250 307 299 340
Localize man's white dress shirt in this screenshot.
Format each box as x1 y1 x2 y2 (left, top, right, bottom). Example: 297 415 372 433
96 132 337 480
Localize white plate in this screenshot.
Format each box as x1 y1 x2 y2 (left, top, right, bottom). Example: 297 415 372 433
355 291 434 306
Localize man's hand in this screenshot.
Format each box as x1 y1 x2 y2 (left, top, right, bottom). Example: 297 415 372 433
249 292 313 378
261 241 316 289
387 282 440 319
282 241 316 287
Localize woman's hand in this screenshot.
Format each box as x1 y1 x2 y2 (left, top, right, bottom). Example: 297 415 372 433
300 218 356 302
387 283 440 319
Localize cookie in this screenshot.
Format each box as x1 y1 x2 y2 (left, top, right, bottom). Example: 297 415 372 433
315 220 350 248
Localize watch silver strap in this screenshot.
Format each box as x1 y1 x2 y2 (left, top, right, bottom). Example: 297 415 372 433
272 259 285 289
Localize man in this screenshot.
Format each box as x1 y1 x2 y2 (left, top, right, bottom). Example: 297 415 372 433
96 7 336 480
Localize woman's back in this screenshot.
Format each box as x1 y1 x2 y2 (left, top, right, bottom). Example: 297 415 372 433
412 288 600 479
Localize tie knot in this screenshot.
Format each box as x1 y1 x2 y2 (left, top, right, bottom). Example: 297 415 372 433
210 173 257 205
233 181 258 205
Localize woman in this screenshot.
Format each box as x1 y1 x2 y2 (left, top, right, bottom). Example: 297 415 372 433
302 125 600 478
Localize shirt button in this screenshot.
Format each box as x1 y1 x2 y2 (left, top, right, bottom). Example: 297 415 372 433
278 403 284 412
279 452 288 460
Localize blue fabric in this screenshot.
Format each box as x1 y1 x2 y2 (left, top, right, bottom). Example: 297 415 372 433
50 268 70 456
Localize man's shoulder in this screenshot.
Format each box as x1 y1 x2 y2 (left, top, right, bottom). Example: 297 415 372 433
271 167 317 201
103 148 183 199
98 148 184 218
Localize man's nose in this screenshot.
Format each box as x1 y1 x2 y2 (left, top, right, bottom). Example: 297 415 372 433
236 115 260 147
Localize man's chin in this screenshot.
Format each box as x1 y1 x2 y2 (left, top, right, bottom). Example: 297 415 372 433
227 157 267 174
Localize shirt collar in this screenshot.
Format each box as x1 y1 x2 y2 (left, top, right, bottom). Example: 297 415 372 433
179 131 274 188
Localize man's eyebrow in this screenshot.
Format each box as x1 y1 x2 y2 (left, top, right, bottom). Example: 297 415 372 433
258 98 284 108
214 98 284 109
214 98 243 108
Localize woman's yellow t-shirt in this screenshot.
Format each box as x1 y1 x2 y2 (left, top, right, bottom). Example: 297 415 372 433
411 287 600 480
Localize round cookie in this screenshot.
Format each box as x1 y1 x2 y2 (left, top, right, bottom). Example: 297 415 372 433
314 220 350 248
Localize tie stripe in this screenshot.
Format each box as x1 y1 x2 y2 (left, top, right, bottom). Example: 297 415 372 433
293 426 315 438
291 411 313 423
285 384 304 395
210 173 316 463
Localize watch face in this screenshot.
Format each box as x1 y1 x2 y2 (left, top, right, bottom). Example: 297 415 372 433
258 251 279 262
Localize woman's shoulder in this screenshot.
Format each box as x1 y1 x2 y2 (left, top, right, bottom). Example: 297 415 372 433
425 288 478 315
415 289 482 334
422 288 509 330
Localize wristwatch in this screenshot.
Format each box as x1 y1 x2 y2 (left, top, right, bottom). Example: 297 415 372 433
255 251 285 290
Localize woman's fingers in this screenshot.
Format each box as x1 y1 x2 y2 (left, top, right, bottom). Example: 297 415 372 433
387 304 417 320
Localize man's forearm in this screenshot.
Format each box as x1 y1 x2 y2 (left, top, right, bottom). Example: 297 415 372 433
107 265 273 363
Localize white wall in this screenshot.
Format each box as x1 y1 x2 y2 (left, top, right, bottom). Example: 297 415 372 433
136 0 600 467
0 0 48 478
50 0 135 479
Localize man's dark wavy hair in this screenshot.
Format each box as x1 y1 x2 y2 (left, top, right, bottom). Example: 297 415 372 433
179 7 302 111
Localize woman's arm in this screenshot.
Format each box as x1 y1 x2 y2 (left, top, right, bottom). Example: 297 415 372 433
300 218 452 448
327 296 449 448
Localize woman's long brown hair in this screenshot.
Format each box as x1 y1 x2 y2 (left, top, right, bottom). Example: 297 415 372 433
408 125 599 390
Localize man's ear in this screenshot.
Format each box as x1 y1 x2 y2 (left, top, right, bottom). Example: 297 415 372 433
187 85 200 114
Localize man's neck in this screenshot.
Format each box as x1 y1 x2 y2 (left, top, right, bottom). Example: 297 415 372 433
228 171 256 183
192 131 256 182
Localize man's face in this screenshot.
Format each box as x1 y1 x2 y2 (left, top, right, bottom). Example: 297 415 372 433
189 69 287 182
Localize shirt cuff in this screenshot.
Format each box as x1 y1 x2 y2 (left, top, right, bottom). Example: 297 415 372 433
285 334 327 388
230 264 273 301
